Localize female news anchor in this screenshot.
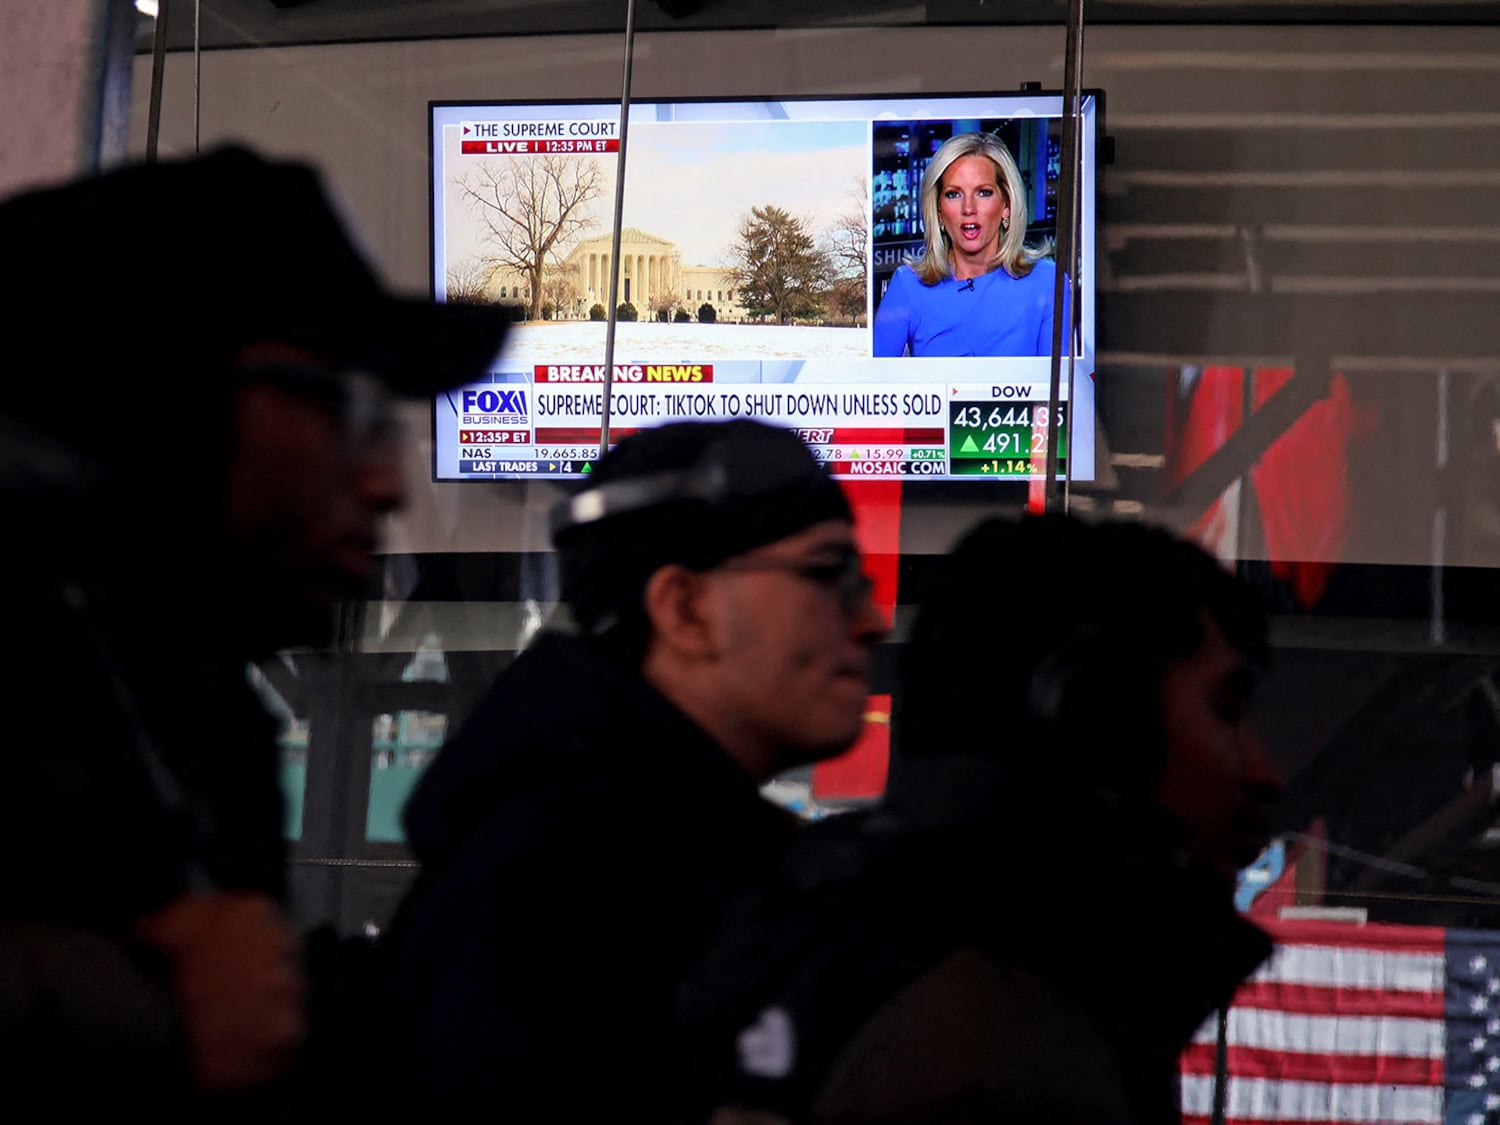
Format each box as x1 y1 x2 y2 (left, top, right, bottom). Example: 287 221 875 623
872 132 1060 358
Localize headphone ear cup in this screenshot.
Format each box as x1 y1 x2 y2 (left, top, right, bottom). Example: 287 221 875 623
1026 630 1163 810
1026 628 1111 732
1026 634 1088 732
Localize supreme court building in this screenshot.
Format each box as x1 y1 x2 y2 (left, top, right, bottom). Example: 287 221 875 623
485 227 744 320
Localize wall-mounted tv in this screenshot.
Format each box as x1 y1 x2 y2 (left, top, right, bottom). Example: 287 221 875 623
429 90 1099 482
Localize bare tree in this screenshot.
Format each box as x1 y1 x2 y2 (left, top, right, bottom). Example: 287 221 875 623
646 252 684 322
456 154 605 321
828 175 870 278
445 257 494 305
825 276 866 324
824 176 869 324
541 261 582 319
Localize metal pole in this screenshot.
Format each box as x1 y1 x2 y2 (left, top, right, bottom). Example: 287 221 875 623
1432 369 1449 647
1234 368 1255 563
193 0 201 155
1211 1004 1230 1125
1044 0 1085 511
599 0 639 459
145 0 173 161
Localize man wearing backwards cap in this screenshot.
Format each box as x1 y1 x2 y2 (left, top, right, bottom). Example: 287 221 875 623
0 146 510 1117
387 419 888 1120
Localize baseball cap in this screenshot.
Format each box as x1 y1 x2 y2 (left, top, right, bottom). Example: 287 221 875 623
0 146 511 412
552 420 854 634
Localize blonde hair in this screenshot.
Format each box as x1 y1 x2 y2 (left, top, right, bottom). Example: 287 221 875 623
912 132 1052 286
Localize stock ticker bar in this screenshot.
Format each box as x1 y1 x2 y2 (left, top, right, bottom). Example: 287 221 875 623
526 425 944 446
460 459 595 476
453 413 1068 480
948 399 1067 477
803 426 946 476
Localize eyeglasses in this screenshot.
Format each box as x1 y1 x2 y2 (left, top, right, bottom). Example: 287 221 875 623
721 552 876 615
239 362 402 464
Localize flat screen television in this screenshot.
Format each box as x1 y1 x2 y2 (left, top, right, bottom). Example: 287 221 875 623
429 90 1100 482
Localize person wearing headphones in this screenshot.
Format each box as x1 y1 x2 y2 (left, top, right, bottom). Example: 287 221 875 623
679 512 1283 1125
384 420 888 1121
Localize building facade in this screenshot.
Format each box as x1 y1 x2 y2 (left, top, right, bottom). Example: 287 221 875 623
485 227 743 321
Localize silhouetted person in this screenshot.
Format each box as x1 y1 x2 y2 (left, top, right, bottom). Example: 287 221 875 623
681 513 1284 1125
0 146 509 1119
386 420 888 1121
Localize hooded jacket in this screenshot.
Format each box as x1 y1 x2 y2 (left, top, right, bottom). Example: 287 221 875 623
678 750 1273 1125
387 630 799 1121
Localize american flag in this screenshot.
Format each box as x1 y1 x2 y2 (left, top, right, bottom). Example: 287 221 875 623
1181 917 1500 1125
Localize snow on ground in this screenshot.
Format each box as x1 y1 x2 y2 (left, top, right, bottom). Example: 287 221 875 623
500 319 870 363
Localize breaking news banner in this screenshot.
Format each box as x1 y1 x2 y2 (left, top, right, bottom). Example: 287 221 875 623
438 366 1070 480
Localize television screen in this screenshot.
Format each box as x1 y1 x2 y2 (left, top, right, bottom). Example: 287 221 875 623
429 91 1099 482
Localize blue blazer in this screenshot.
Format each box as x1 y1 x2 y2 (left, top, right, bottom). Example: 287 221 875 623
873 258 1062 358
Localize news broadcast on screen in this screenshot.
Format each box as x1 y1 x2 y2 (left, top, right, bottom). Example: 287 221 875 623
428 92 1099 482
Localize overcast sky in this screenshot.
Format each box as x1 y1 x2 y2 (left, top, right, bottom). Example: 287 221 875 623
444 119 869 272
618 120 869 265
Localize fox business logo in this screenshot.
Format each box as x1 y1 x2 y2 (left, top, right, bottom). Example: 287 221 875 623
461 388 529 426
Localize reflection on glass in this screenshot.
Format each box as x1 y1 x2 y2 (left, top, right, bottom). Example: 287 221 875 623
367 636 451 842
279 715 310 841
366 710 448 842
249 662 307 841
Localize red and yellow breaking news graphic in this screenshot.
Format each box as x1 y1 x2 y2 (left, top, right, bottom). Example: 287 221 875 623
532 364 714 383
